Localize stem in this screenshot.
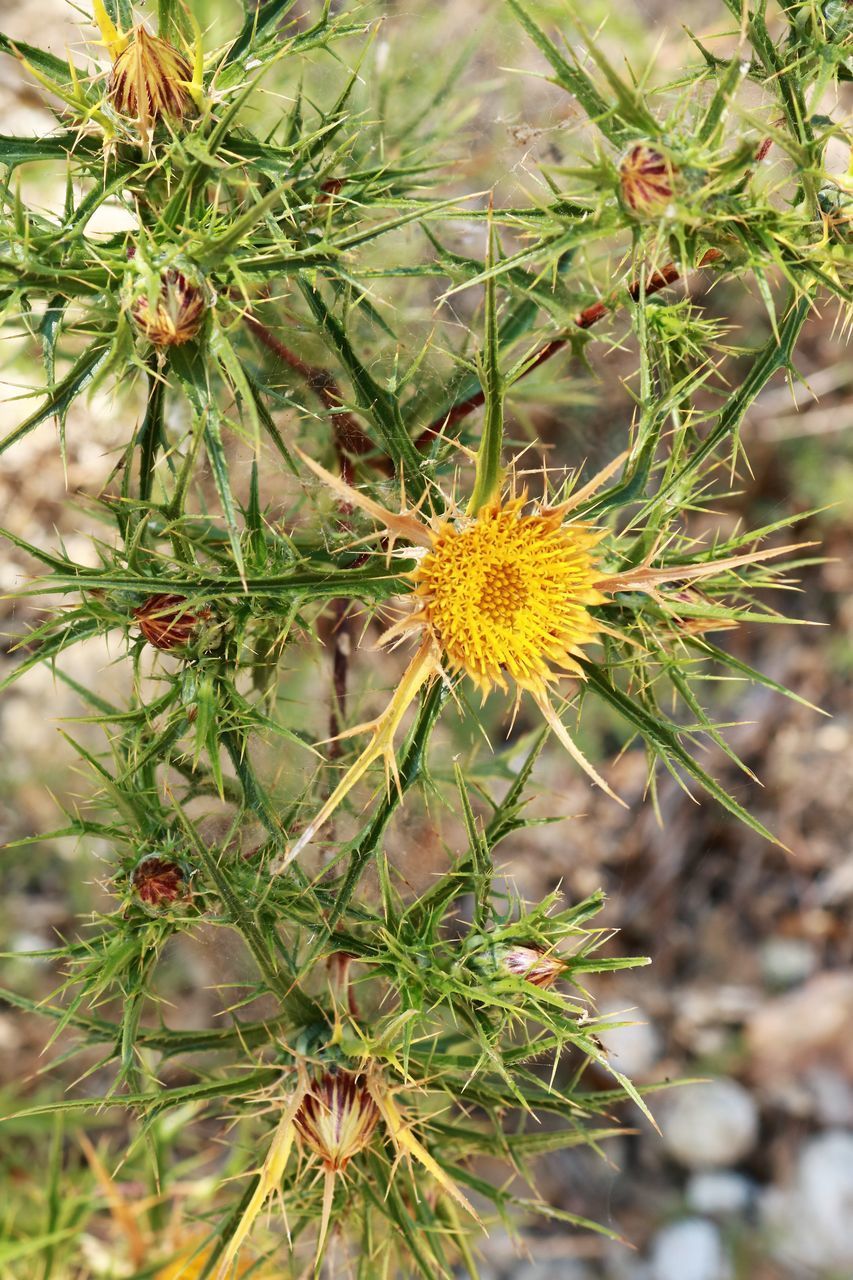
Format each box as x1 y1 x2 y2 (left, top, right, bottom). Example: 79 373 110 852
414 248 724 448
245 311 382 469
467 214 505 514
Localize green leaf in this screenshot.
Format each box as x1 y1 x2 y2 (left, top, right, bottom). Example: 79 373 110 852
652 291 813 508
0 341 112 457
297 280 425 484
507 0 625 143
0 614 103 693
0 132 79 168
0 1231 78 1267
0 36 93 101
467 219 505 514
170 343 246 581
323 680 448 932
581 660 783 846
222 0 302 68
157 0 191 44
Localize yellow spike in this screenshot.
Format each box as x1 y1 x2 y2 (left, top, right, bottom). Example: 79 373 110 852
271 637 439 874
314 1168 337 1268
547 449 629 517
216 1074 307 1278
92 0 126 57
188 9 207 109
294 446 433 549
533 690 627 807
598 540 815 595
365 1070 482 1225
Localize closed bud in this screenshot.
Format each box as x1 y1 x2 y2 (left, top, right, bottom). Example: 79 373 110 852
619 143 677 217
294 1071 380 1171
131 268 206 347
109 26 193 129
501 944 565 990
131 854 190 910
133 593 211 651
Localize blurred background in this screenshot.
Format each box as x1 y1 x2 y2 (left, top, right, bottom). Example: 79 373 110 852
0 0 851 1277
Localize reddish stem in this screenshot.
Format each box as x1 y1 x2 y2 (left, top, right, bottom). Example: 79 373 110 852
244 312 377 478
412 248 724 447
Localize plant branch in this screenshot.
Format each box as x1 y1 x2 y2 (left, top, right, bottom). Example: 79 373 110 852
245 310 380 472
414 248 724 447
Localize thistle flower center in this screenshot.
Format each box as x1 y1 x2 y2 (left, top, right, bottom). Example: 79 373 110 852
476 560 527 624
414 499 604 692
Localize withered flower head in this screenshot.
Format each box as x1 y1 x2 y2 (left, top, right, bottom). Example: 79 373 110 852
131 854 189 910
131 268 206 347
133 593 210 651
501 944 565 990
294 1071 380 1172
109 25 193 129
619 143 676 217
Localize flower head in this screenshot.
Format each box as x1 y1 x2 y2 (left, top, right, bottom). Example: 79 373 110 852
130 268 206 348
272 448 802 873
619 143 676 217
133 594 210 651
109 26 193 131
218 1061 478 1275
501 944 565 989
131 854 190 910
294 1071 380 1172
414 497 604 695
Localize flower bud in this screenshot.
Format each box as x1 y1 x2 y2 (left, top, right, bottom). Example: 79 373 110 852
133 594 210 651
131 854 190 910
619 143 676 217
130 268 206 347
501 944 565 990
294 1071 380 1171
109 26 193 127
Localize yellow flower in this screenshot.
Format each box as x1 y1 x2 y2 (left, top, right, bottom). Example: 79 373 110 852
294 1070 380 1172
130 269 207 348
156 1242 256 1279
414 496 604 694
273 449 801 872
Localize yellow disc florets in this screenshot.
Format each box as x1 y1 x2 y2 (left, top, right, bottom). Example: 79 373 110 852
414 497 605 694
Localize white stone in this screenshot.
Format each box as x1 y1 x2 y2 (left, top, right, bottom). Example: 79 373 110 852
760 936 817 988
603 1245 652 1280
0 1014 22 1052
660 1079 758 1169
649 1219 731 1280
761 1129 853 1271
513 1263 593 1280
807 1068 853 1127
686 1170 753 1216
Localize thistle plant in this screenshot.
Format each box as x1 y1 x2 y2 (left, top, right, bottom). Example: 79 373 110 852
0 0 850 1277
